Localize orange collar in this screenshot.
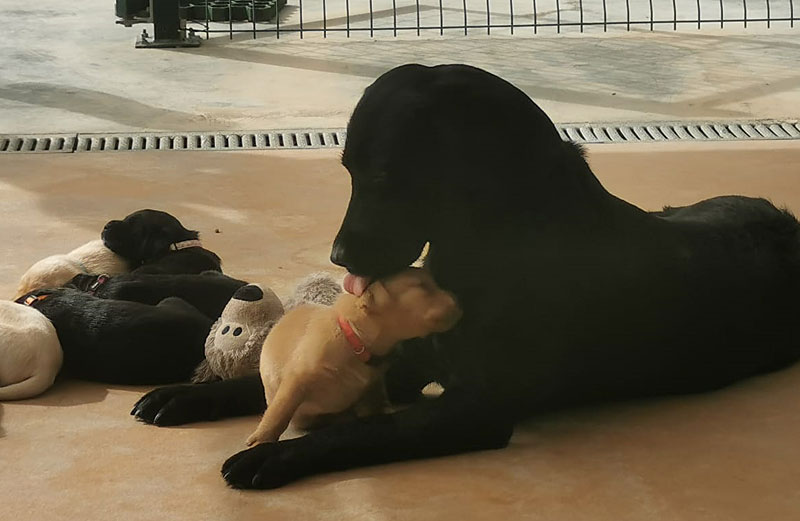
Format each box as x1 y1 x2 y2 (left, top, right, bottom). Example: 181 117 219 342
22 294 50 306
337 315 372 363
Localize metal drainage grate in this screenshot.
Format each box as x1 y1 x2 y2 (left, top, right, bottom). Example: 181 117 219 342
1 121 799 154
74 129 347 152
0 134 77 153
557 121 800 143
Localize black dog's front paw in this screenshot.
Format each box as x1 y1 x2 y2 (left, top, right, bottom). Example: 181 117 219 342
222 442 304 489
132 384 218 426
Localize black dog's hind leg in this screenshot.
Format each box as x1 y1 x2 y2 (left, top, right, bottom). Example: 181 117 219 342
222 387 515 489
132 375 265 426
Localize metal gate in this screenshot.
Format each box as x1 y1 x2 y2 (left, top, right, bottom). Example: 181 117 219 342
120 0 798 43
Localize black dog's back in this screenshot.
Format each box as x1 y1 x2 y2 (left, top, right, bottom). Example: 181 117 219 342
70 271 247 320
23 289 212 384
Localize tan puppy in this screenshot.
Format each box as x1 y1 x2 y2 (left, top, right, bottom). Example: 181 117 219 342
246 268 462 446
15 239 129 299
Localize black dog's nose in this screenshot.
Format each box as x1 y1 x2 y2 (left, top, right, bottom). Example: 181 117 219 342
330 242 347 268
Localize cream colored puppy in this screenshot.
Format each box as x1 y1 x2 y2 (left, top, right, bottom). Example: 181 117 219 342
246 268 462 446
15 239 129 299
0 301 62 400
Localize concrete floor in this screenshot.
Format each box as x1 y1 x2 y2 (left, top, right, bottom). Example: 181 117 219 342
1 2 799 134
2 142 800 520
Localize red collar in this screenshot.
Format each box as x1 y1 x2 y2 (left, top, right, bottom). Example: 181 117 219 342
337 315 372 363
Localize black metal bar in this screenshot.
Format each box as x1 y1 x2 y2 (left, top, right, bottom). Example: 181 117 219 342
486 0 491 35
228 0 233 40
392 0 397 36
579 0 584 32
697 0 702 28
625 0 630 30
649 0 654 30
766 0 771 28
720 0 724 27
440 0 444 35
672 0 678 30
347 0 351 37
204 0 209 39
509 0 514 34
602 0 607 32
299 0 303 38
744 0 748 28
416 0 420 36
252 0 256 39
323 0 327 37
556 0 561 33
275 0 280 38
369 0 374 38
791 0 795 27
463 0 468 35
533 0 537 34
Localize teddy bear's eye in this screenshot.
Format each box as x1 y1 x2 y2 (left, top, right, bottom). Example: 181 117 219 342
221 325 230 335
233 327 243 337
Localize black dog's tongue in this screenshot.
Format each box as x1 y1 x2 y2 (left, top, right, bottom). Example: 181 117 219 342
343 274 371 296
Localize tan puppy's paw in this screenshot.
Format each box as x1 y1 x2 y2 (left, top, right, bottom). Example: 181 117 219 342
245 429 277 447
245 432 262 447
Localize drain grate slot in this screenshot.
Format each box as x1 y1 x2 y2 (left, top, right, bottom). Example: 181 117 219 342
1 122 797 154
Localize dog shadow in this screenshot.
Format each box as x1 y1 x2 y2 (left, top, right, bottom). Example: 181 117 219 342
15 379 111 407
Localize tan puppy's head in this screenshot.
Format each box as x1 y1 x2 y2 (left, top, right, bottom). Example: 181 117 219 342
358 267 462 340
14 255 83 301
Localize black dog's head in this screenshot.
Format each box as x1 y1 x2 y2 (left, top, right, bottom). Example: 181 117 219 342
331 64 565 280
102 209 199 265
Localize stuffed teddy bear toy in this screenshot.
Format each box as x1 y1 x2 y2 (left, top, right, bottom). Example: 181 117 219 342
0 301 63 400
191 273 342 383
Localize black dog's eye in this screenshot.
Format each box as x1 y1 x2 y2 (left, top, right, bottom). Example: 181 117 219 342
221 325 230 335
233 327 243 337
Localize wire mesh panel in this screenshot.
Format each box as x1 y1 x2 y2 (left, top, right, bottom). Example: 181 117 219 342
180 0 798 39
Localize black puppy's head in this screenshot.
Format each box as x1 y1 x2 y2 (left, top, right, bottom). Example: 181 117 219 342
102 209 199 265
331 64 565 278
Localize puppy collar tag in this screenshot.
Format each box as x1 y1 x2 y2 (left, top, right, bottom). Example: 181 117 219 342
337 315 372 363
89 274 109 295
170 239 203 251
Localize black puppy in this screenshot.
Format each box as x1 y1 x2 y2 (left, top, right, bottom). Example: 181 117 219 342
69 271 247 320
102 209 222 275
132 64 800 489
17 289 212 384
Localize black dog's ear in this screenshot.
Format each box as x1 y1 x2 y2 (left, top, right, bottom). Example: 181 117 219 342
134 225 199 263
67 274 97 292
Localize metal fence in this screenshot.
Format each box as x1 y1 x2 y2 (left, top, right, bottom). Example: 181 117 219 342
178 0 798 39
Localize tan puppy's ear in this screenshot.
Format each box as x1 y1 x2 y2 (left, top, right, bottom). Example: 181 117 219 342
424 294 463 333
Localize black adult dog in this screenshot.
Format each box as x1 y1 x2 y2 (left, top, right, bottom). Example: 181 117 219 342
69 272 247 320
132 64 800 489
17 288 212 384
102 209 222 275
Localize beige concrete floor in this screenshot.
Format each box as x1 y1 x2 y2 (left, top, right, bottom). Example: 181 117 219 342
2 1 800 133
1 143 800 520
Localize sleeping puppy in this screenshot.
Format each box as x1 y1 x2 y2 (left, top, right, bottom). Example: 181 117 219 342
69 271 248 320
0 301 63 400
102 209 222 275
15 288 212 384
246 268 461 446
14 239 129 300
